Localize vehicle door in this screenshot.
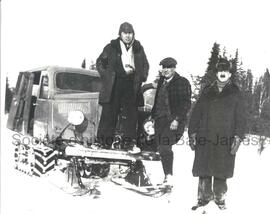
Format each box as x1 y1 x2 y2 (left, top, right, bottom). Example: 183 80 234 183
33 72 51 139
7 72 34 134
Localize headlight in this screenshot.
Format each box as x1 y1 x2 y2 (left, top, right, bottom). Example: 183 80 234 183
68 110 85 126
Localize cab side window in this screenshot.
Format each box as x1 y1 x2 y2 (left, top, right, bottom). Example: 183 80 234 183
40 75 49 99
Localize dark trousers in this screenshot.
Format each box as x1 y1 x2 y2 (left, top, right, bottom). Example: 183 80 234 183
155 117 176 176
159 144 173 175
97 77 137 147
198 176 227 202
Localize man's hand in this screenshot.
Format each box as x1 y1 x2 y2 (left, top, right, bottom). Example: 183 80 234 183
158 69 165 76
125 64 134 75
231 135 241 155
170 120 179 130
189 133 196 151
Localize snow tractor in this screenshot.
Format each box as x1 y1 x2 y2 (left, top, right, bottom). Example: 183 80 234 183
7 66 160 190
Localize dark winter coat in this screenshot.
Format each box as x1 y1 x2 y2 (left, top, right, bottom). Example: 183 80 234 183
96 38 149 104
188 81 246 179
152 73 191 144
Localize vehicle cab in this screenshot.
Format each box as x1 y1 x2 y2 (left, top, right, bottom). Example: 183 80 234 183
7 66 102 145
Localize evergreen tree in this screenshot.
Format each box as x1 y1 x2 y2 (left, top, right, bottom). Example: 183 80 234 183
230 49 258 133
253 78 262 116
200 42 220 90
241 69 254 133
261 69 270 100
253 70 270 115
222 46 227 58
81 58 86 69
190 74 202 102
231 49 246 89
260 69 270 119
250 69 270 135
245 69 253 93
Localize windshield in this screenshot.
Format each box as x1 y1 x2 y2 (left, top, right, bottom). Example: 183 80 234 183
56 72 101 92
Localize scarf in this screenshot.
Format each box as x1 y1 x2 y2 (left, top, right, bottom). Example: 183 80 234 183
216 79 231 92
120 40 135 73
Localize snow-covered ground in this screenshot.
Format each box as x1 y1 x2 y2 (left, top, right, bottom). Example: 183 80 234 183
1 115 270 214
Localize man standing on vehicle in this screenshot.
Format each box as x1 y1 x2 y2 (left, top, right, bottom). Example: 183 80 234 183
188 57 246 210
96 22 149 152
151 57 191 186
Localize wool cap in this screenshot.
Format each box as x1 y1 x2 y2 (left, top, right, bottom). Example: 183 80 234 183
159 57 177 68
118 22 135 35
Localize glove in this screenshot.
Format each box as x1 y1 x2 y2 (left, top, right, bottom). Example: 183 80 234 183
170 120 179 130
189 133 197 151
125 64 134 75
231 135 241 155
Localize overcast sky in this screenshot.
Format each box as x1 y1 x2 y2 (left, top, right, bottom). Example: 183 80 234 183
2 0 270 87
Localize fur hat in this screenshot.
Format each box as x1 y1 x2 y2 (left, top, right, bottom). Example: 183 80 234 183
215 57 233 73
159 57 177 68
118 22 134 35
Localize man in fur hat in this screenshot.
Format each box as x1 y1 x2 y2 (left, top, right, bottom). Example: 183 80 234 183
96 22 149 152
188 57 246 210
151 57 191 186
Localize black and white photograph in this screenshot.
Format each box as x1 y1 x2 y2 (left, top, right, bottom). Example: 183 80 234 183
1 0 270 214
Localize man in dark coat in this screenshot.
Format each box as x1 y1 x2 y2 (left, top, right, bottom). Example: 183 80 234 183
96 22 149 151
151 57 191 186
188 57 246 210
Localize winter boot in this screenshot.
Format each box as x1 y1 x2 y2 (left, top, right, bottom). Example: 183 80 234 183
215 199 227 210
191 199 210 210
163 174 173 187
